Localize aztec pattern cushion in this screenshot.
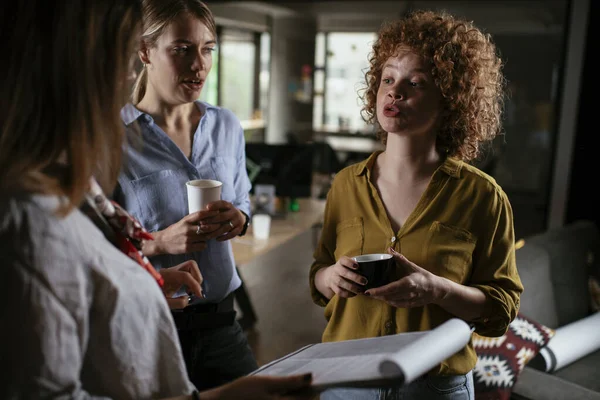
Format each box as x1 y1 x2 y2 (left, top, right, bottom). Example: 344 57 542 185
473 313 555 400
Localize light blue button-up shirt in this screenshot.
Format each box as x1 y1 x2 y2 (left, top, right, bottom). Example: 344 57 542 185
116 101 251 303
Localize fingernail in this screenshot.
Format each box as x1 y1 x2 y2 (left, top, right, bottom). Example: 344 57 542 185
303 373 312 382
364 291 371 296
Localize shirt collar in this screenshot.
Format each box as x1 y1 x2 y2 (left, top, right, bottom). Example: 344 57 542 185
120 101 218 126
354 151 381 176
354 150 463 179
120 103 143 126
438 156 463 178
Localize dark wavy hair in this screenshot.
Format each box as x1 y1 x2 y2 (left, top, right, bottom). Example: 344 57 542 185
0 0 141 214
360 10 506 162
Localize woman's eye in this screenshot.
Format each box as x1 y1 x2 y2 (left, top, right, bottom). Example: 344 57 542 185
382 78 392 84
174 46 189 54
203 47 216 55
411 79 427 87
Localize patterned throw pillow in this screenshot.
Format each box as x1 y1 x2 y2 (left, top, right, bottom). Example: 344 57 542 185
472 313 555 400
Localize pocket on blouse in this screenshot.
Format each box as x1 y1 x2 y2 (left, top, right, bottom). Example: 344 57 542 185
210 156 236 203
334 217 364 260
423 221 476 284
128 169 188 232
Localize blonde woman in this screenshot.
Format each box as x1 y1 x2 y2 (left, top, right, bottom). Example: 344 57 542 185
114 0 258 390
0 0 313 398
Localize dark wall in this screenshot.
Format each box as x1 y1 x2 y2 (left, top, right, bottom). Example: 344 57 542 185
565 1 598 228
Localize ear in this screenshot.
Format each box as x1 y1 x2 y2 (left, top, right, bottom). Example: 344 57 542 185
138 44 150 66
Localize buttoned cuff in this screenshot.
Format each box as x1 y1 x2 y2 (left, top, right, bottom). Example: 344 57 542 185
469 284 519 337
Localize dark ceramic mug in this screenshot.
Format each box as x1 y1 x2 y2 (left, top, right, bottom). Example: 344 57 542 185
352 253 394 290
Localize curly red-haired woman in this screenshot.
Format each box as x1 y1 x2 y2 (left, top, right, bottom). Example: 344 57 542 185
310 10 523 400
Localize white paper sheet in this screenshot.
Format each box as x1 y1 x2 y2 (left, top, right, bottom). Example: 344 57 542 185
379 318 473 383
252 318 472 391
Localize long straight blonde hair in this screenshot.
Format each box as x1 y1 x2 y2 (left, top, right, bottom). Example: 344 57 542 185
131 0 217 104
0 0 141 214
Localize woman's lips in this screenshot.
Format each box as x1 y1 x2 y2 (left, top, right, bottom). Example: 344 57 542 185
182 80 204 91
383 103 400 117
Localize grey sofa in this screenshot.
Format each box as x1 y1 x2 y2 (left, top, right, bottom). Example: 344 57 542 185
510 220 600 400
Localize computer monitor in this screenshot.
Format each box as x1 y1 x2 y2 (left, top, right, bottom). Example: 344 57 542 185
245 143 314 198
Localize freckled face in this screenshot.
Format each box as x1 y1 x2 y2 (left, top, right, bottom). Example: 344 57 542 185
144 13 216 104
376 50 443 139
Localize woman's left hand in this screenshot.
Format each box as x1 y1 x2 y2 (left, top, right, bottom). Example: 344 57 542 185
160 260 204 309
202 200 246 242
364 247 446 308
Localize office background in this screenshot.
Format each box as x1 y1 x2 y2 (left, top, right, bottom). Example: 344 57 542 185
182 0 597 368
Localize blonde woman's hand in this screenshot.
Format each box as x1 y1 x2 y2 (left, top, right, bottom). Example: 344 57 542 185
141 209 228 256
159 260 204 309
202 200 246 242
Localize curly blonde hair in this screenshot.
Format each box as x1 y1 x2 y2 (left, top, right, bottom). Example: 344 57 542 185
360 10 506 162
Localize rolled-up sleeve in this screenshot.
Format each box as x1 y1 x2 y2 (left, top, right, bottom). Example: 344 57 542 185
469 190 524 337
309 186 339 307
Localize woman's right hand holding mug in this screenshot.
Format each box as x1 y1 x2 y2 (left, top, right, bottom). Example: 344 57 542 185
315 256 367 300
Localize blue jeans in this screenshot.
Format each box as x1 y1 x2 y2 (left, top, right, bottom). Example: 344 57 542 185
177 320 258 391
320 371 474 400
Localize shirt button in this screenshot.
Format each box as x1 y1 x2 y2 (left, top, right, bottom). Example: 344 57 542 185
391 236 396 243
483 318 489 324
384 321 394 333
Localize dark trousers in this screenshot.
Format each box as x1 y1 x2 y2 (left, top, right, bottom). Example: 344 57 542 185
176 319 259 391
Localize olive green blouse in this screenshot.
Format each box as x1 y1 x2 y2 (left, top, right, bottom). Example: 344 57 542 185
309 151 523 376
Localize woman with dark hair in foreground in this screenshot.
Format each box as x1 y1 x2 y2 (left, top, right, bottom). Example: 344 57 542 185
0 1 313 399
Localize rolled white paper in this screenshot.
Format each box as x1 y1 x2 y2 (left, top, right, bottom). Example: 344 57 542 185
537 312 600 372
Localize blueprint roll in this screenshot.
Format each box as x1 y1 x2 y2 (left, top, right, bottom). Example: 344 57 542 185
533 312 600 372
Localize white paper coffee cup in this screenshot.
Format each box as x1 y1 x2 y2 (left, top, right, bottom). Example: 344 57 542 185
252 214 271 240
186 179 222 214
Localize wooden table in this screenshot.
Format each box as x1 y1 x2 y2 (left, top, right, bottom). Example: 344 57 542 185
231 197 326 330
232 198 326 266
